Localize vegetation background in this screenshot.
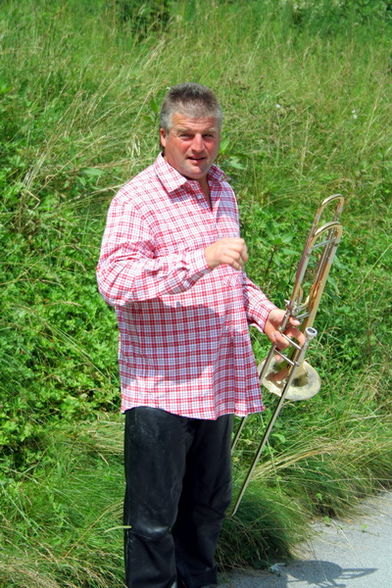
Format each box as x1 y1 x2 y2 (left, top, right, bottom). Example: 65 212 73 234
1 0 391 585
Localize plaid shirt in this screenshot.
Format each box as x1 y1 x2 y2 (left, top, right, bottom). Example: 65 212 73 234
97 154 277 419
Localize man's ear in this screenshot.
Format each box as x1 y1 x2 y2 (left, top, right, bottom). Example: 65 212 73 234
159 128 167 149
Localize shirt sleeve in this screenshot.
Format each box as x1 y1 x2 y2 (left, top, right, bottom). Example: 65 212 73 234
96 197 211 307
242 273 278 332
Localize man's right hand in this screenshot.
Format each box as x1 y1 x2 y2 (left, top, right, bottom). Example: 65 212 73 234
204 238 248 271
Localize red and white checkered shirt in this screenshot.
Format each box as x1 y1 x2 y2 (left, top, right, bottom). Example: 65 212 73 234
97 154 277 419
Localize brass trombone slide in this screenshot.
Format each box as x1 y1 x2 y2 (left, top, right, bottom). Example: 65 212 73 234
230 194 344 517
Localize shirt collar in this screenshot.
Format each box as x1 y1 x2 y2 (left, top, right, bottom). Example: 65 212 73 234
154 153 227 194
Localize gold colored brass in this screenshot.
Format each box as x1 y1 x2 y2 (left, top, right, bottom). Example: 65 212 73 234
230 194 344 517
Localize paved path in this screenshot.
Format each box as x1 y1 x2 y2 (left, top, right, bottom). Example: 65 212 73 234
219 492 392 587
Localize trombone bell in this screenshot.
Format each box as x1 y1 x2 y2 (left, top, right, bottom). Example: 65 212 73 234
258 358 321 401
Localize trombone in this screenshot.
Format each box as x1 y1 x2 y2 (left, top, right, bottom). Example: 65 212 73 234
230 194 344 516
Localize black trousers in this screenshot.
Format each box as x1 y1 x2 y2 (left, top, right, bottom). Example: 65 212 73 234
123 407 233 588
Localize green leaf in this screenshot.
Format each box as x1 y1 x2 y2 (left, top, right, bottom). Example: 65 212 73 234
79 167 104 177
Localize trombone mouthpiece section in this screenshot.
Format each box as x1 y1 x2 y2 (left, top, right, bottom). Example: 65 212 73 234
305 327 318 340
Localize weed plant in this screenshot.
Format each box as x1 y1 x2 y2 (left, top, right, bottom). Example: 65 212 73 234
1 0 391 584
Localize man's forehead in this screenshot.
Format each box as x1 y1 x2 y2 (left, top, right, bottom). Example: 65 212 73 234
170 112 219 131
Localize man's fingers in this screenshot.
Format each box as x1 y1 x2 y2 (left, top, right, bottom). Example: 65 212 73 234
205 238 248 270
286 325 306 347
273 331 290 349
239 242 248 264
273 325 305 350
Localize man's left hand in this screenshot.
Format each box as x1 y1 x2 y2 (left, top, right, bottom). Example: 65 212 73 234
264 308 305 352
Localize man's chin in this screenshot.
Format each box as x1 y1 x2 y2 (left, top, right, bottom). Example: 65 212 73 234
183 165 209 181
184 173 204 181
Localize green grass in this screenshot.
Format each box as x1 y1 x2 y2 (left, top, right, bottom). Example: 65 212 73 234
1 0 392 584
0 420 125 587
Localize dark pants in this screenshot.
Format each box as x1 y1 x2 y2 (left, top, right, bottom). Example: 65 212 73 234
123 407 233 588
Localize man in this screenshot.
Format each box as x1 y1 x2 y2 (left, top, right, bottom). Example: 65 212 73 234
97 83 301 587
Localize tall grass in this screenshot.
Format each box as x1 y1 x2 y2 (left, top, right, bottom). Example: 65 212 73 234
0 421 124 587
1 0 391 584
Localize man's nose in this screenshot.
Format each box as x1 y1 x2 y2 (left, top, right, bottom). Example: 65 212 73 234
191 134 204 151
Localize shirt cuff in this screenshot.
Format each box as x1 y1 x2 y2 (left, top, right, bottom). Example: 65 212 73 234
249 300 279 333
187 248 211 280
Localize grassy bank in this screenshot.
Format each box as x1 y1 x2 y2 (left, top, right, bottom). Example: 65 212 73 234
1 0 391 585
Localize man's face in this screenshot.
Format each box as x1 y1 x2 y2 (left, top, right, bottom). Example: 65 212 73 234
160 113 220 185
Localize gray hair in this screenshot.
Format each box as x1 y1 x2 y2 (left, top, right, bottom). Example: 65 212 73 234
159 82 223 132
